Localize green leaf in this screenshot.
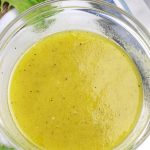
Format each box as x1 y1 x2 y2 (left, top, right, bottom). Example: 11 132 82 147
0 0 60 30
0 145 15 150
1 0 45 13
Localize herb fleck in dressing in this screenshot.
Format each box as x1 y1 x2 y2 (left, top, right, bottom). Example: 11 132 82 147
9 31 143 150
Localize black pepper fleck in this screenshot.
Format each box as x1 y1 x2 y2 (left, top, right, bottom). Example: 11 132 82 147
36 90 40 93
49 98 53 102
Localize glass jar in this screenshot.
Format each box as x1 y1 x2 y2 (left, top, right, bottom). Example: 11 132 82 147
0 0 150 149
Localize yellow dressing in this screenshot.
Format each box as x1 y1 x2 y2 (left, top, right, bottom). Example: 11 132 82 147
9 31 143 150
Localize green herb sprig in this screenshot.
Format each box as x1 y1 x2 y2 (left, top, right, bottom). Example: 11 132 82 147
0 0 45 13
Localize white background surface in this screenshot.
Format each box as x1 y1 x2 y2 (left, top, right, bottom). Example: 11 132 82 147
0 0 150 149
125 0 150 31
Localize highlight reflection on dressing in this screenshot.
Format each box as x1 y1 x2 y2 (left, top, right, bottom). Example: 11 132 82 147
9 31 143 150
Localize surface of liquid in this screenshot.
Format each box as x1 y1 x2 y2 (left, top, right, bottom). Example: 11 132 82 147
9 31 143 150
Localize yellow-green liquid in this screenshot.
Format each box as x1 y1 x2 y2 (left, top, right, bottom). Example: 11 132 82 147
9 31 143 150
